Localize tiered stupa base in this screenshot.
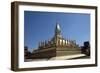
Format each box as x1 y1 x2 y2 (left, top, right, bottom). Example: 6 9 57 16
31 46 83 60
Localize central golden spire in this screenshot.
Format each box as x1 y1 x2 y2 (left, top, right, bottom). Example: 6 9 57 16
55 22 61 37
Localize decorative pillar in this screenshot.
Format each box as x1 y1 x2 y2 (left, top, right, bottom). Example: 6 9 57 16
58 39 60 46
61 39 63 46
41 42 43 47
68 39 71 47
43 41 45 46
67 39 69 46
60 39 62 46
67 40 68 45
42 41 44 47
40 42 42 46
62 39 63 46
65 40 67 46
64 40 66 46
45 41 47 47
39 42 40 47
44 41 46 46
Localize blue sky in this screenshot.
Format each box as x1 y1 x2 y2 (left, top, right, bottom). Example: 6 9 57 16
24 11 90 52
